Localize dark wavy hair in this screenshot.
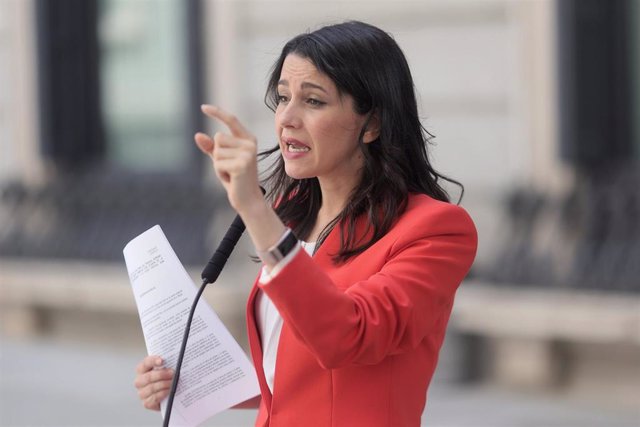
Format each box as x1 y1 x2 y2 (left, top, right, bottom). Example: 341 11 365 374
259 20 462 263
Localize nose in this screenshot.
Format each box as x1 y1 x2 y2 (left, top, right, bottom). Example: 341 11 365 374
276 102 302 129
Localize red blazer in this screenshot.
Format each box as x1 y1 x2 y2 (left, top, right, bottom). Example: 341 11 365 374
246 194 477 427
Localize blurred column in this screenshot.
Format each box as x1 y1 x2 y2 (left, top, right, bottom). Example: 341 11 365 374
490 337 566 389
204 0 241 114
200 0 241 187
511 0 574 195
1 0 45 185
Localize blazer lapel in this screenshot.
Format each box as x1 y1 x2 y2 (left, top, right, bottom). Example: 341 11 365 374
312 215 372 268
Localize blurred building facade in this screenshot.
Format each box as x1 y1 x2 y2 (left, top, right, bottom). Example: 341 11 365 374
0 0 638 417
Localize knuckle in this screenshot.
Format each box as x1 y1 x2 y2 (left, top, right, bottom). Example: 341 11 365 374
136 374 148 388
147 394 157 408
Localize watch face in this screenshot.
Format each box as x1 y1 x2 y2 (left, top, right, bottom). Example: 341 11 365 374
277 230 298 259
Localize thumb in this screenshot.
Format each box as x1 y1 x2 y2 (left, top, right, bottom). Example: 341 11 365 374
194 132 214 155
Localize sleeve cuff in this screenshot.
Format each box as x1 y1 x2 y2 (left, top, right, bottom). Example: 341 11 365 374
258 243 302 284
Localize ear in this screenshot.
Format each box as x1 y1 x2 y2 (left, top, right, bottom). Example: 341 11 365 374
362 112 380 144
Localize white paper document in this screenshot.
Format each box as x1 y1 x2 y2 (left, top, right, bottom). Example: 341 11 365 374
123 225 259 427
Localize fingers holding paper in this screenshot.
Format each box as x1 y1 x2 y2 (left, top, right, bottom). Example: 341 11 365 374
134 355 174 411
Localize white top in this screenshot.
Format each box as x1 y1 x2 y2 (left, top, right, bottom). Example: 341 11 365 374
255 240 315 393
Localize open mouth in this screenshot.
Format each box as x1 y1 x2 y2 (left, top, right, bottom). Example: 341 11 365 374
286 143 310 153
283 138 310 153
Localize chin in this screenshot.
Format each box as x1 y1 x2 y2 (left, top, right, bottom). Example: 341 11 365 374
284 166 313 181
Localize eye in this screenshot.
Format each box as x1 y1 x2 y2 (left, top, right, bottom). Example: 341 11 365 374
307 98 325 107
277 94 289 104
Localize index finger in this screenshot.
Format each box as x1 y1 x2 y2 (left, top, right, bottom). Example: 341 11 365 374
201 104 252 139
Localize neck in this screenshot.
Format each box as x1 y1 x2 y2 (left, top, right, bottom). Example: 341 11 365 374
304 176 358 242
317 177 356 220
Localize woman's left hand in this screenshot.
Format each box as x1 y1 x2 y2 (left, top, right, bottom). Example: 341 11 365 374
195 104 264 214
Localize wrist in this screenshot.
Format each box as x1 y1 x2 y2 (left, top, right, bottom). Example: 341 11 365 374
236 190 269 220
256 227 299 265
235 192 289 259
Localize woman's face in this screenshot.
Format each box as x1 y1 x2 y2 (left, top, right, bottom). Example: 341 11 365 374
275 54 371 187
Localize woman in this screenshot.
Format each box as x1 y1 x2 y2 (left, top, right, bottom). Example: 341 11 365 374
135 21 477 426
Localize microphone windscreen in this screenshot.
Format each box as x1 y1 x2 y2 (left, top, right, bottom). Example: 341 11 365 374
201 215 246 283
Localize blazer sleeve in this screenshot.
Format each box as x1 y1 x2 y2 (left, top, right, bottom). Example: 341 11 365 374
257 203 478 369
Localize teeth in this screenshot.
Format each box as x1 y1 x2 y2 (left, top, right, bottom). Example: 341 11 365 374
287 143 310 153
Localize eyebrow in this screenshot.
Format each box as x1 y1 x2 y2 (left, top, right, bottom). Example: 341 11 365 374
278 80 328 94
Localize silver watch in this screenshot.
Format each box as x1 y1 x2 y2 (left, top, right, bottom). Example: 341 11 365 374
257 228 298 264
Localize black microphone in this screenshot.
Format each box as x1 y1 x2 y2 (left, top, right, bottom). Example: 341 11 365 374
201 185 266 283
201 214 245 284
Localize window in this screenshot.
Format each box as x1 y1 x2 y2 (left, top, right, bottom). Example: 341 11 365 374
99 0 194 173
557 0 635 168
0 0 216 264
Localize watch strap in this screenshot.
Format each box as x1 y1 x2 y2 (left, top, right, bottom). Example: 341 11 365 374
257 228 298 265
